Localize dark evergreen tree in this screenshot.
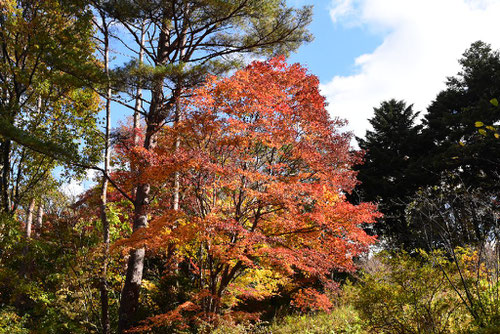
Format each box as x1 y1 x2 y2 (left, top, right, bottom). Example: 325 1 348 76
354 42 500 250
422 41 500 190
395 41 500 252
352 99 426 249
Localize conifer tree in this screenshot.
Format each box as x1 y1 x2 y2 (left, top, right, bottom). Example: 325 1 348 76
353 99 425 249
423 41 500 190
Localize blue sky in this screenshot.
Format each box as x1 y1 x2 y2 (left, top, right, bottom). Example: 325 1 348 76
288 1 382 80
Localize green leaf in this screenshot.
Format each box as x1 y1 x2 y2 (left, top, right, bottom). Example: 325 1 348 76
475 121 484 127
490 98 499 107
479 128 487 136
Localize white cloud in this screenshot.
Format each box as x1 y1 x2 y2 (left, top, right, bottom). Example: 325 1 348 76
329 0 355 23
61 179 85 198
60 169 99 198
323 0 500 138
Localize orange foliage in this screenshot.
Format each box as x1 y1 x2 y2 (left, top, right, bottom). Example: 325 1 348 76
291 287 334 312
113 57 380 330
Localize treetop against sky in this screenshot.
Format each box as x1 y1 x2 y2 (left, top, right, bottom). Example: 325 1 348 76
98 0 500 137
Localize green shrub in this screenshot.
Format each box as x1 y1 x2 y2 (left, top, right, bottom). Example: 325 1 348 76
351 251 472 334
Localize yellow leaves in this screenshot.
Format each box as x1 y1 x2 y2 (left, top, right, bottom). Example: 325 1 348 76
0 0 16 15
474 120 498 139
141 279 158 293
225 267 290 307
322 186 341 205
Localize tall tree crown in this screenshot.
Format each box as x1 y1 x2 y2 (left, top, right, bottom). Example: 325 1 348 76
423 41 500 188
112 58 378 329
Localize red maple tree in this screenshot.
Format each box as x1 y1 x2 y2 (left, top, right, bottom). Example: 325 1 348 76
113 57 379 330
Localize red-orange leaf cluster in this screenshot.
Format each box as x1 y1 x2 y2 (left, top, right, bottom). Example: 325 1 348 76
114 57 379 329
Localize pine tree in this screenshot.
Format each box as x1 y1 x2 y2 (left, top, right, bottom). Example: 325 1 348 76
355 42 500 250
352 99 425 249
423 41 500 190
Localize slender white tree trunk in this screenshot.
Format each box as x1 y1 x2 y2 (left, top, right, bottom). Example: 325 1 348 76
35 203 43 233
25 198 35 239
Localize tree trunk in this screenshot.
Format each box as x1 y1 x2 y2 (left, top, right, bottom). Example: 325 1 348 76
1 139 11 213
118 11 186 332
100 148 111 334
118 91 159 330
25 198 35 239
117 11 175 329
117 183 150 332
173 85 184 211
133 22 145 146
99 11 112 334
21 197 36 277
35 202 43 233
118 20 151 333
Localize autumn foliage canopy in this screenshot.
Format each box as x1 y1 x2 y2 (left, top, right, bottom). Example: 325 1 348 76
113 57 379 329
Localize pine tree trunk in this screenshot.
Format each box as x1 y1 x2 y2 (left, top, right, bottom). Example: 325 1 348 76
133 23 145 146
118 20 150 333
118 83 159 330
118 13 182 332
117 182 150 332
